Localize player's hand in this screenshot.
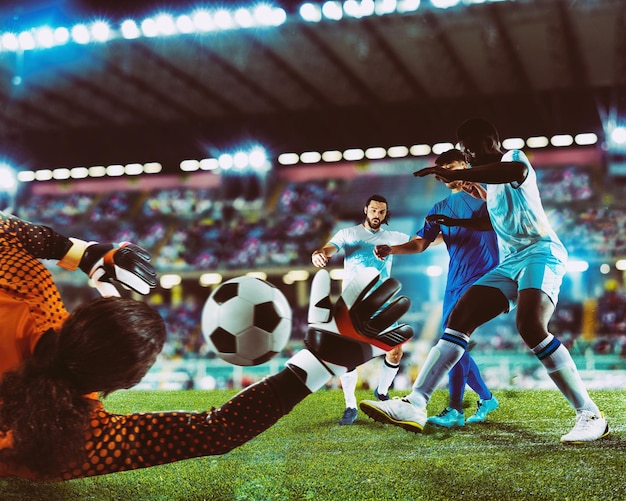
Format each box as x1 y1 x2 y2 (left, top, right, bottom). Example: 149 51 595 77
374 244 391 260
461 182 487 201
311 250 329 268
79 242 157 296
305 268 413 369
425 214 454 226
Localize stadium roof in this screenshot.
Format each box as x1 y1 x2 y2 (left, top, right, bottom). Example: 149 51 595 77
1 0 624 174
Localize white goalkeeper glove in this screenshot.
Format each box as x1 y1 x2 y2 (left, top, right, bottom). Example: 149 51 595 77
58 238 157 296
286 268 413 392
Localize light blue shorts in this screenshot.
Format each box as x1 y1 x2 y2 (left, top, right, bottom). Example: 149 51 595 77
473 248 566 312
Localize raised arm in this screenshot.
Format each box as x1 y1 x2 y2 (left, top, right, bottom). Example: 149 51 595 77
414 160 527 185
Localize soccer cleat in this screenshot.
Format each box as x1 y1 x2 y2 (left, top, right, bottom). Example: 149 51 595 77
466 395 500 424
560 410 609 443
374 388 390 401
339 407 358 425
427 407 465 428
359 397 426 433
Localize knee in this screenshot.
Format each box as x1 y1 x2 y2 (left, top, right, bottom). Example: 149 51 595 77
386 345 403 365
516 316 547 342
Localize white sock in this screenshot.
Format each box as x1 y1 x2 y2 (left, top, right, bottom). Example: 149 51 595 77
532 334 599 414
340 369 358 409
407 328 469 408
376 358 399 396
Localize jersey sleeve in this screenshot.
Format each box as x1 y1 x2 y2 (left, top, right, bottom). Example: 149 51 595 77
0 212 71 260
416 204 442 242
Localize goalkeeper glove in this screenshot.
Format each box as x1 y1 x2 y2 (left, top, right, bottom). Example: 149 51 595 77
286 268 413 392
58 238 157 296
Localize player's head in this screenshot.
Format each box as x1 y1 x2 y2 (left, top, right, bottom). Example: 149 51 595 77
456 117 501 165
435 149 468 190
52 296 166 395
364 194 389 229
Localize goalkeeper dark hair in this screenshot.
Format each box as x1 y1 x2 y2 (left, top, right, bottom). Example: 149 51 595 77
364 194 390 224
0 297 166 479
435 149 466 166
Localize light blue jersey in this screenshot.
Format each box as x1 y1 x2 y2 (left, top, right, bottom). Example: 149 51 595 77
329 225 410 292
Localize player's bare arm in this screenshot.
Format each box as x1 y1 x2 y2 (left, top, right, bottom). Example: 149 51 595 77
312 244 337 267
374 236 427 259
414 161 527 185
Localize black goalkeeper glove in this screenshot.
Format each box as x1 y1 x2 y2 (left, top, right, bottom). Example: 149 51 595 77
286 268 413 392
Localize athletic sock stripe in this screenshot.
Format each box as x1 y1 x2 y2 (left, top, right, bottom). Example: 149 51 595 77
441 332 469 350
536 337 562 360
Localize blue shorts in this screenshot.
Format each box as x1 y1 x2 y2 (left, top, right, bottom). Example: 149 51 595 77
473 247 566 311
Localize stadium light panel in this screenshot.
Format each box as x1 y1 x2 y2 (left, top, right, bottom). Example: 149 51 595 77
253 5 285 26
599 263 611 274
574 133 597 146
300 3 323 22
143 162 162 174
410 144 431 156
34 27 55 48
526 136 549 148
432 142 455 154
180 159 200 171
249 148 268 169
17 171 36 183
88 166 106 177
106 164 125 176
502 138 525 150
375 0 398 16
71 24 91 44
322 150 343 162
200 273 223 286
387 145 408 158
365 147 386 160
18 32 36 51
125 163 144 175
343 148 365 161
160 274 182 289
426 265 443 277
192 10 215 31
90 21 111 42
550 134 574 147
218 153 234 169
233 151 249 169
54 27 70 44
0 164 17 192
155 14 177 35
121 20 141 39
70 167 89 179
1 33 19 51
397 0 421 13
214 10 235 30
615 259 626 271
52 168 71 180
610 126 626 145
200 158 219 170
566 260 589 273
35 169 53 181
176 15 195 34
234 9 255 28
431 0 460 8
322 1 344 21
301 151 322 163
278 153 299 165
140 18 159 37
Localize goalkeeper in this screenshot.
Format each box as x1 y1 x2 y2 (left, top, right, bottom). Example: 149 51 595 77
0 212 413 482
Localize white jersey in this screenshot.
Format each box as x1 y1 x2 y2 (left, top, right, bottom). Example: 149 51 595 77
328 224 410 291
486 150 567 263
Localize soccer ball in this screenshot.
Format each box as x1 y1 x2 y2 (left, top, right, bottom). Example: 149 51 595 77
201 276 292 366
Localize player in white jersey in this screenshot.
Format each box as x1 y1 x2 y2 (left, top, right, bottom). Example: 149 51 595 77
360 118 609 443
312 195 413 424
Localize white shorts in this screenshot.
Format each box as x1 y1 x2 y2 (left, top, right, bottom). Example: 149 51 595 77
474 247 566 311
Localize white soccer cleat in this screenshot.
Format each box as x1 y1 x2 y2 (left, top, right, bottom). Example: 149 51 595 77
360 397 427 433
560 410 609 443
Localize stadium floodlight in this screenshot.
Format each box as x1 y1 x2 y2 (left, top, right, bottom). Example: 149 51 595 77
17 171 36 182
180 159 199 171
140 18 159 37
610 126 626 145
246 271 268 281
322 150 343 162
218 153 234 170
502 137 525 150
52 168 71 180
249 147 268 169
176 15 195 34
125 163 143 175
253 5 285 26
214 10 235 30
121 20 141 39
299 3 322 22
200 158 219 170
35 169 53 181
431 0 460 8
375 0 398 16
426 265 443 277
18 31 36 51
365 147 386 160
34 27 55 48
526 136 549 148
54 27 70 44
432 142 455 154
160 274 182 289
234 8 255 28
192 10 215 31
155 14 177 35
599 263 611 274
1 33 19 51
106 164 125 176
397 0 421 13
90 21 111 42
344 0 363 18
343 148 365 161
574 133 598 146
550 134 574 147
300 151 322 163
88 165 106 177
70 167 89 179
387 145 408 158
143 162 162 173
566 260 589 273
278 153 299 165
410 144 431 156
0 164 17 192
71 24 91 44
322 1 343 21
233 151 249 169
616 259 626 271
199 273 223 287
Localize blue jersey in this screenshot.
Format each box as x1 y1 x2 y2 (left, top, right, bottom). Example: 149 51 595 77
329 224 410 292
417 191 499 326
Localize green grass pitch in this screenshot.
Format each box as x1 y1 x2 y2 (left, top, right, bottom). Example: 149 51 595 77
2 388 625 501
